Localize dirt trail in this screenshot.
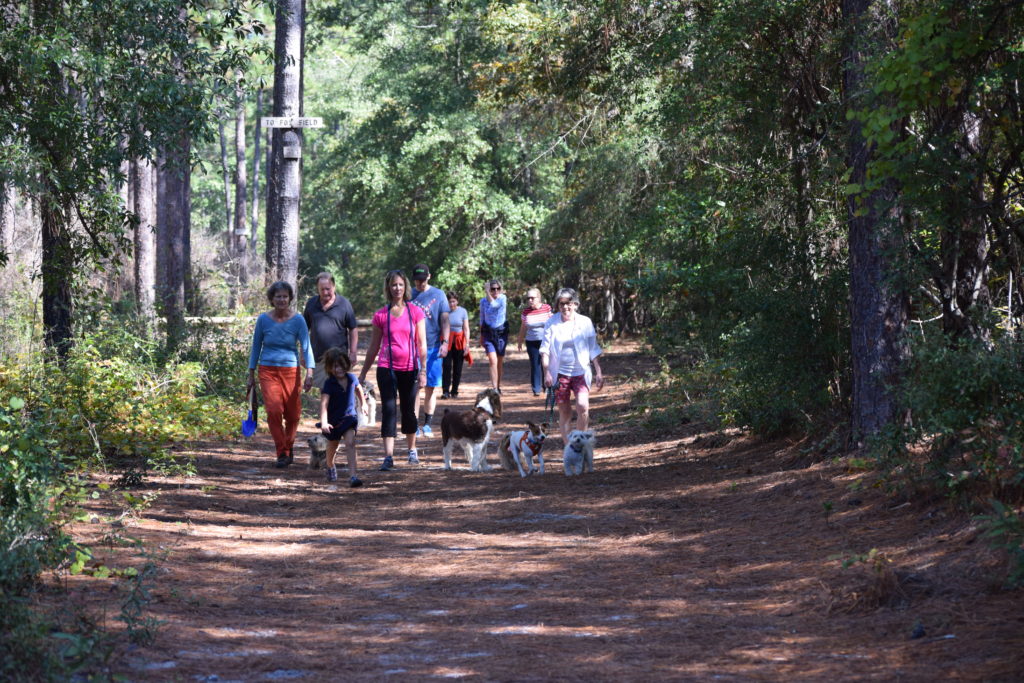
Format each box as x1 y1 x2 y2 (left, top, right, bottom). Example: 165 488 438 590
69 342 1022 681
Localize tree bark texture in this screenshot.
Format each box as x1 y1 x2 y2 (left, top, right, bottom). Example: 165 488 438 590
843 0 909 441
940 110 991 343
234 79 249 303
132 157 157 325
0 180 14 265
40 189 73 356
265 0 304 289
250 86 263 252
160 136 190 341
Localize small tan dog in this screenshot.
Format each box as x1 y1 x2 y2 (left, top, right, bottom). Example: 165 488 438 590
498 422 548 477
307 434 328 470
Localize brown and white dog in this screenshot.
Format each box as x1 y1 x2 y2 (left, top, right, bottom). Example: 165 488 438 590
498 422 548 477
440 388 502 471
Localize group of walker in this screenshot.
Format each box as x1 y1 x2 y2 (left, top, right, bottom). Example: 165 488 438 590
247 266 603 487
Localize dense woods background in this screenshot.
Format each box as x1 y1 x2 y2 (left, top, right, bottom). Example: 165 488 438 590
2 0 1024 676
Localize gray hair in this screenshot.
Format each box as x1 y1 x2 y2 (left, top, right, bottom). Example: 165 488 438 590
554 287 579 306
315 272 335 285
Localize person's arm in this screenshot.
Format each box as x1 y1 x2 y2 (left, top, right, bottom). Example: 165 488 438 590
462 313 471 342
319 392 332 434
438 310 450 358
298 317 315 391
591 357 604 391
360 323 382 384
348 326 359 365
354 383 365 415
247 315 264 390
416 318 428 385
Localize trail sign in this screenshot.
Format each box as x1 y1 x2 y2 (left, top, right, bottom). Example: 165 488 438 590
261 116 323 128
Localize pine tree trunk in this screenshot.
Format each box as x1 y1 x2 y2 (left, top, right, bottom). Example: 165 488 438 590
250 86 263 254
265 0 304 289
234 78 249 307
132 158 157 326
40 188 73 356
0 180 13 266
843 0 909 442
160 137 190 343
219 115 232 249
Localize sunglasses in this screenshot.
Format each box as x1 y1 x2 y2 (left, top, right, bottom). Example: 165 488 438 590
490 286 502 291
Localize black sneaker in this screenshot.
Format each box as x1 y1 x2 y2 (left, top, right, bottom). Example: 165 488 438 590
349 476 363 488
379 455 394 471
275 452 290 468
326 466 338 482
441 392 450 399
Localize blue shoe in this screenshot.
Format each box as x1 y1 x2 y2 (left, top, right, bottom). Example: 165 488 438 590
421 424 433 438
349 475 363 488
379 456 394 471
326 466 338 482
408 449 420 465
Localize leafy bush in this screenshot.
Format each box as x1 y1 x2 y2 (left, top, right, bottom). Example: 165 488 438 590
171 317 253 399
0 397 99 679
976 500 1024 588
870 334 1024 500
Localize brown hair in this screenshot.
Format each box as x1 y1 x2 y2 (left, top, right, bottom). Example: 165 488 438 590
322 347 351 376
384 269 411 303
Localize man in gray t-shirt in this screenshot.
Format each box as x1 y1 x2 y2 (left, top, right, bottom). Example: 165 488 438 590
303 272 358 389
410 264 450 437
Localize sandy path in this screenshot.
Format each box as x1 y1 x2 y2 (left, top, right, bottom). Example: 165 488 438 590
66 342 1023 681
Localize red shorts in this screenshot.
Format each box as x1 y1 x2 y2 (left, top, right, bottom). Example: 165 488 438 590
554 374 589 405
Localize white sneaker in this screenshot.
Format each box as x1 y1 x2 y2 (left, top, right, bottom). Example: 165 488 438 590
408 449 420 465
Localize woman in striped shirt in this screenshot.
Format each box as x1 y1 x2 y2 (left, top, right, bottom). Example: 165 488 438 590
516 287 552 396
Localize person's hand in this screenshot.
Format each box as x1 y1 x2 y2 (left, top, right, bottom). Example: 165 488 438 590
438 341 449 359
543 372 553 389
246 374 255 391
516 341 523 352
593 375 604 392
418 369 427 387
303 375 313 392
321 422 333 435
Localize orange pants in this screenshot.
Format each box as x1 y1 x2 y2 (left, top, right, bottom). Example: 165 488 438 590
258 365 302 455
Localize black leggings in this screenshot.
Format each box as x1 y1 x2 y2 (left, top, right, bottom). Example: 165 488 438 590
442 348 465 395
377 367 419 438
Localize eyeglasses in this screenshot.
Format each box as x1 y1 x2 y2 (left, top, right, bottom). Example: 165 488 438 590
490 286 502 291
558 300 575 307
526 296 537 300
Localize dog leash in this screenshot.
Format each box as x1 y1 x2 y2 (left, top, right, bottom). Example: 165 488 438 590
545 385 556 422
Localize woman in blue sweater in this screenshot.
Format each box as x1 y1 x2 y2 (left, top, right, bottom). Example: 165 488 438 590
247 281 315 468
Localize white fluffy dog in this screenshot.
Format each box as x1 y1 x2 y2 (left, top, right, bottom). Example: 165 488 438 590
498 422 548 477
562 430 596 476
358 380 377 428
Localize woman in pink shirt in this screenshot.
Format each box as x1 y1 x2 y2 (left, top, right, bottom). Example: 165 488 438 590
359 270 427 471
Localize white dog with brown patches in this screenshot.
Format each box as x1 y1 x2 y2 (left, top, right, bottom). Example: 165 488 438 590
440 388 502 472
562 429 596 476
498 422 548 477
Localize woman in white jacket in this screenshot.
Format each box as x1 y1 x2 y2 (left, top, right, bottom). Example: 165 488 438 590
540 287 604 441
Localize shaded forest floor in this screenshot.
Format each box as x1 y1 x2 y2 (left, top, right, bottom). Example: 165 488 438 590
57 341 1022 680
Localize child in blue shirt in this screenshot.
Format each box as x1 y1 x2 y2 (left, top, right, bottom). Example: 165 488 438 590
318 348 365 486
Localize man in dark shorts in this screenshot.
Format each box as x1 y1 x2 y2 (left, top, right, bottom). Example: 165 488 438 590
303 272 359 390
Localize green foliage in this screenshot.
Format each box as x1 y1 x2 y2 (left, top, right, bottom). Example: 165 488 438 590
870 334 1024 499
976 500 1024 588
0 397 107 679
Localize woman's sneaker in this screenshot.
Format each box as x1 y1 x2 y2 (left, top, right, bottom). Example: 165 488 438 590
407 449 420 465
379 455 394 471
275 452 290 468
326 466 338 482
349 476 363 488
